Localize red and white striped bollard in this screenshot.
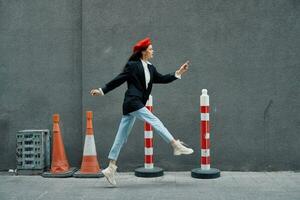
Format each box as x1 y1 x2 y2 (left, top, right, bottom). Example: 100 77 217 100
135 95 164 177
144 96 154 169
191 89 220 179
201 89 210 170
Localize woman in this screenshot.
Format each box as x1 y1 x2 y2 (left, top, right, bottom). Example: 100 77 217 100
90 37 193 186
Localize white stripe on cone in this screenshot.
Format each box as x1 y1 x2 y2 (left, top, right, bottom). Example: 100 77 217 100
201 149 210 157
144 131 153 138
201 113 210 121
146 95 153 106
145 163 154 169
201 164 210 170
205 133 210 139
83 135 97 156
144 147 153 155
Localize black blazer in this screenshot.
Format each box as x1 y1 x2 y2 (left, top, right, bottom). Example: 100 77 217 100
101 60 178 115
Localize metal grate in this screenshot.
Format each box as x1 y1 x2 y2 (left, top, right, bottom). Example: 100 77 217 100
16 130 51 170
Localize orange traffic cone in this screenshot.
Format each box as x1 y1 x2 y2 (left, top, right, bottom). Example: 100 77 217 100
74 111 103 178
42 114 77 178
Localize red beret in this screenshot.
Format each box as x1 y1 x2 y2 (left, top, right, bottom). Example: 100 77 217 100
132 37 152 53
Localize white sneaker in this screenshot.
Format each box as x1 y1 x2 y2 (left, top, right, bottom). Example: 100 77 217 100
173 140 194 155
102 163 117 186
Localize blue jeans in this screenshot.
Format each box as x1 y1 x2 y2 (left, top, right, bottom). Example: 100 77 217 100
108 107 175 160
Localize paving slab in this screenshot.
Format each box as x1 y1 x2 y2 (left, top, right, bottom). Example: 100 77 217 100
0 172 299 200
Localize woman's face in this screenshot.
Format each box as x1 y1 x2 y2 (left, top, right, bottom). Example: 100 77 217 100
142 45 154 60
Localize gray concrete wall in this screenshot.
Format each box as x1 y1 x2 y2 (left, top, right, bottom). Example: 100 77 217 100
1 0 299 171
0 0 83 169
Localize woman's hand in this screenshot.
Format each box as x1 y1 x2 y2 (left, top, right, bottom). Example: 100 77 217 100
176 60 190 76
90 88 103 96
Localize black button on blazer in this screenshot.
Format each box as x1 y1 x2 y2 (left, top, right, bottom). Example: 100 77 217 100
101 60 178 115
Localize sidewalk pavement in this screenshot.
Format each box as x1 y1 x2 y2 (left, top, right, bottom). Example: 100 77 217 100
0 171 299 200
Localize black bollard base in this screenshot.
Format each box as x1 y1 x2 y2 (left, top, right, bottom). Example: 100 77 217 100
191 168 221 179
135 166 164 178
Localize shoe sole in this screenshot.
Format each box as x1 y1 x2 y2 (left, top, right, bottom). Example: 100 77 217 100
105 176 117 186
102 171 117 186
174 150 194 156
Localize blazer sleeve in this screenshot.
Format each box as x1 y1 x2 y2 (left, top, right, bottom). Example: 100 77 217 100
152 66 178 84
101 63 132 94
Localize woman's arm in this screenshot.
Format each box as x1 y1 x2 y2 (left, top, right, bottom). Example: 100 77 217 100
153 61 190 84
90 63 132 96
153 67 178 84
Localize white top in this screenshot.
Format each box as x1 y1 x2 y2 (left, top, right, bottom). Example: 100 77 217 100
141 59 151 89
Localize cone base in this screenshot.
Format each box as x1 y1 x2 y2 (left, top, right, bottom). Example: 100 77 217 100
73 170 104 178
42 167 77 178
134 166 164 177
191 168 221 179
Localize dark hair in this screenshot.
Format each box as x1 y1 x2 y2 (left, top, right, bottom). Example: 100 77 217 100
128 51 143 62
123 45 149 71
128 45 149 62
